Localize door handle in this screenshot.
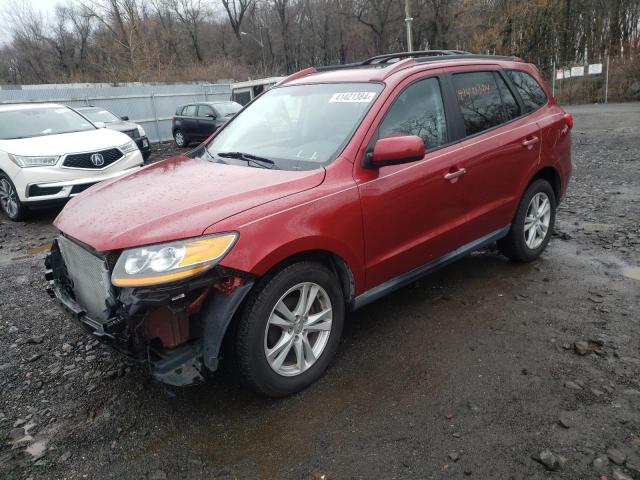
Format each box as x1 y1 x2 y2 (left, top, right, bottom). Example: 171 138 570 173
522 136 540 148
444 168 467 182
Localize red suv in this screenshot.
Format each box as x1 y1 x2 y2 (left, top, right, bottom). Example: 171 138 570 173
46 51 572 397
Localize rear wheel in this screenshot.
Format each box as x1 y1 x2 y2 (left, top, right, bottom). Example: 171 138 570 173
0 173 27 221
233 262 344 397
173 129 188 148
498 179 556 262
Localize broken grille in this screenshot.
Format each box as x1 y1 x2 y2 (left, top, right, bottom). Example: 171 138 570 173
57 236 113 322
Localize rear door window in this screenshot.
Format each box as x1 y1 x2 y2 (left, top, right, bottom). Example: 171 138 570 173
505 70 548 112
198 105 215 117
452 71 515 136
183 105 197 116
378 77 448 149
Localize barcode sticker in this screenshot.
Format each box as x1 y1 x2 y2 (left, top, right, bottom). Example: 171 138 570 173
329 92 376 103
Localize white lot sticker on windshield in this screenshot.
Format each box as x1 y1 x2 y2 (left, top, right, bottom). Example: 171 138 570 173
329 92 376 103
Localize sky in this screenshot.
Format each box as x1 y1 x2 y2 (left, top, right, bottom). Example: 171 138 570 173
0 0 65 44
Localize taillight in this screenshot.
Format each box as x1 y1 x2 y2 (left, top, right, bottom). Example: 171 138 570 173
563 113 574 129
172 117 176 125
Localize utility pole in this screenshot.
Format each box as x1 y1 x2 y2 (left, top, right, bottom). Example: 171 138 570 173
404 0 413 52
604 52 610 104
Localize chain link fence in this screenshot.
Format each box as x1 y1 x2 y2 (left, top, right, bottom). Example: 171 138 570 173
0 82 232 143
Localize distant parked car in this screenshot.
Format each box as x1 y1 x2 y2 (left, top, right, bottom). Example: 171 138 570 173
75 106 151 160
172 101 242 147
0 103 144 221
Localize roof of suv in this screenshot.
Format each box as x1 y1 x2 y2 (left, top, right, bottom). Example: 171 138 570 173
280 51 528 86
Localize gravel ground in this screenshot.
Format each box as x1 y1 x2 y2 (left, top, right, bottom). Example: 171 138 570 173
1 104 639 480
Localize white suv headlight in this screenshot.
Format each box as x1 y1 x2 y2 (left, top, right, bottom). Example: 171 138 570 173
9 154 59 168
137 125 146 137
119 140 139 154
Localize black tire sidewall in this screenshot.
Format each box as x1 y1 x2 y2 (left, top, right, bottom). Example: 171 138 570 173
174 130 187 147
0 173 26 221
236 262 345 397
511 179 556 261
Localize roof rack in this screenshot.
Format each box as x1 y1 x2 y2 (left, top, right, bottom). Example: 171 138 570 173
362 50 469 65
314 50 520 72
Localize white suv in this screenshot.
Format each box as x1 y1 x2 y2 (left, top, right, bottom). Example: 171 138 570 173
0 103 144 221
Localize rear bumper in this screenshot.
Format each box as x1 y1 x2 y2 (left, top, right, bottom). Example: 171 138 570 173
45 237 253 386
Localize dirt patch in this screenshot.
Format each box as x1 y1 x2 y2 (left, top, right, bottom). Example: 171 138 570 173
1 106 640 479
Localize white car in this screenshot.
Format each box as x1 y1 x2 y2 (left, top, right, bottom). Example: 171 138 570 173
0 103 144 221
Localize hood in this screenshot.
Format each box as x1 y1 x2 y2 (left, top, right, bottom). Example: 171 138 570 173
103 120 140 132
0 128 132 157
54 155 325 252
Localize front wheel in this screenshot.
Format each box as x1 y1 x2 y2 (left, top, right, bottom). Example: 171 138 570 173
0 173 27 221
498 178 556 262
233 262 344 397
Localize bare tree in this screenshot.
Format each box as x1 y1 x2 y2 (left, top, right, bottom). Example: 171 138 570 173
169 0 208 62
221 0 254 41
354 0 403 52
1 0 639 89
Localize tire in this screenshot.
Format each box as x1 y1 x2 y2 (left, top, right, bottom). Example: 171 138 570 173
173 129 188 148
232 261 345 397
498 179 556 262
0 173 27 221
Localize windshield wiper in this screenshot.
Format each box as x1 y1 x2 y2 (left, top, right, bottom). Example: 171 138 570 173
217 151 277 169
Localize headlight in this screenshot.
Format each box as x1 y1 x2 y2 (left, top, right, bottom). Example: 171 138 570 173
9 154 59 168
137 125 146 137
111 233 238 287
119 140 139 154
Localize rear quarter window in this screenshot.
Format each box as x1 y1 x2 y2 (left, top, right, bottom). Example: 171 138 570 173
452 71 515 136
505 70 548 112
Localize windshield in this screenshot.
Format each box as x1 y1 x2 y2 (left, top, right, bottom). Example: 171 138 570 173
0 106 95 140
214 102 242 116
79 108 120 123
206 83 383 170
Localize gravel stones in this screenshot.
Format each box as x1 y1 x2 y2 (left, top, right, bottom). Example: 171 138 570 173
534 449 567 471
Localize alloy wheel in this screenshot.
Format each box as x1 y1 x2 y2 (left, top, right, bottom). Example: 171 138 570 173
0 178 18 219
175 131 185 147
524 192 551 249
264 282 333 377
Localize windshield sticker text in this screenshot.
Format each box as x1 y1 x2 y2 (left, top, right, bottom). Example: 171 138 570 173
329 92 376 103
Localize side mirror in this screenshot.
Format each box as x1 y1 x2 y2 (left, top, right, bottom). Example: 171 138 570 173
367 135 425 168
120 115 129 121
206 113 216 119
94 121 106 128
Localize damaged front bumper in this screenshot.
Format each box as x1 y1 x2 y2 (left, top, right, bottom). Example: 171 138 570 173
45 237 253 387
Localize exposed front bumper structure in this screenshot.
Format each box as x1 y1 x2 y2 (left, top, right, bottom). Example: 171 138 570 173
45 237 253 386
